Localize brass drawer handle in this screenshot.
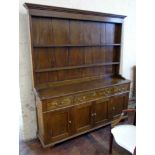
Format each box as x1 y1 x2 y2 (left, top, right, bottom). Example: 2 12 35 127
60 101 65 104
83 96 86 99
52 101 58 106
122 87 125 90
60 98 71 105
68 121 72 124
78 98 83 102
114 88 118 92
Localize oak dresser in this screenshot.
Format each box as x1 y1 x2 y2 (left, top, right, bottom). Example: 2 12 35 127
24 3 130 147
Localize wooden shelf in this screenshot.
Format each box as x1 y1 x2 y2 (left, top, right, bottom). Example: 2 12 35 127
33 44 121 48
35 62 120 73
36 74 114 90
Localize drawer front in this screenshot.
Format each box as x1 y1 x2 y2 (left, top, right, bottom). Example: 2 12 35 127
74 91 98 104
98 87 113 97
42 83 130 111
74 87 113 104
74 84 129 104
114 84 130 94
43 96 73 111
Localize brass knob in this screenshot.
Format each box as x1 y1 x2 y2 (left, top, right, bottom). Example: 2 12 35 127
91 113 96 116
68 121 71 124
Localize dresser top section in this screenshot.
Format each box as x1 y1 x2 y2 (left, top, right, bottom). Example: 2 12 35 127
25 3 128 93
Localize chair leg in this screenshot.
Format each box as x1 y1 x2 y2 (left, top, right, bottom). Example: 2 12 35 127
133 112 136 125
133 147 136 155
109 133 113 154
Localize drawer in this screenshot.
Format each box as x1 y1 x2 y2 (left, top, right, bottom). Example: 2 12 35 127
74 87 113 104
98 87 113 96
43 96 73 111
114 84 130 94
74 91 99 104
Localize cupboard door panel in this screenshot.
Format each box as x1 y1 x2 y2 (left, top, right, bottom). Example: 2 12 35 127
123 93 129 109
44 108 71 144
108 93 129 119
75 102 93 133
93 98 108 126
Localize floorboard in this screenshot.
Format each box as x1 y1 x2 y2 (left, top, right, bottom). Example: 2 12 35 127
19 125 132 155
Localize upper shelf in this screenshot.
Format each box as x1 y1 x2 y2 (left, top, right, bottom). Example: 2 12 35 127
33 44 121 48
35 62 120 73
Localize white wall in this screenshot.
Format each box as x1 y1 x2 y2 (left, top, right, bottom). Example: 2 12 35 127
19 0 136 140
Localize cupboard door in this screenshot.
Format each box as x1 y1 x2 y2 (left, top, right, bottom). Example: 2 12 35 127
43 108 72 144
123 93 129 109
108 93 129 119
93 98 108 126
75 102 93 133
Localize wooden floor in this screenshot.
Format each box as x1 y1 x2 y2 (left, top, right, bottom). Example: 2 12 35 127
19 125 131 155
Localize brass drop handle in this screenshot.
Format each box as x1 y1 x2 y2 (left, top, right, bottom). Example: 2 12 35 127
106 89 109 93
68 121 72 124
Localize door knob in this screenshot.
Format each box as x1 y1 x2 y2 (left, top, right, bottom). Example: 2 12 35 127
91 113 96 116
